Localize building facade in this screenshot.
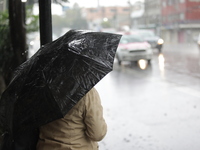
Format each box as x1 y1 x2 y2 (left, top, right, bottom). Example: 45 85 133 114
161 0 200 43
131 0 200 43
130 0 161 35
82 6 130 31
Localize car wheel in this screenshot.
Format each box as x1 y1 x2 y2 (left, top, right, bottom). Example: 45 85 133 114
116 54 122 65
131 61 137 65
158 47 162 53
118 60 122 65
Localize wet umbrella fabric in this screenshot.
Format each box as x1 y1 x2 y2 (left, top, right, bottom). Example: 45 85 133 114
0 30 121 149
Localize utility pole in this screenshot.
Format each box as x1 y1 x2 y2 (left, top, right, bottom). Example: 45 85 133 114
39 0 52 46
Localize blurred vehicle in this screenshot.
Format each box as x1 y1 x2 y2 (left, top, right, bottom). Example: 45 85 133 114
132 30 164 52
197 33 200 49
116 34 153 65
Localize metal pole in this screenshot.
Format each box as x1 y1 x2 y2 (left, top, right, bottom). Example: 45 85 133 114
39 0 52 46
22 1 26 25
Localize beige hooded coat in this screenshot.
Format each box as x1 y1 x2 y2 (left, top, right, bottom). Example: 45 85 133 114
36 88 107 150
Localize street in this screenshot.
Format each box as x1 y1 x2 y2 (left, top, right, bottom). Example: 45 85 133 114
95 43 200 150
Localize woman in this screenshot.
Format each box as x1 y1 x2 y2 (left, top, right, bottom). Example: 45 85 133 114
37 88 107 150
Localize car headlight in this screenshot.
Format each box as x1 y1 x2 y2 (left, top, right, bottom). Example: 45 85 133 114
29 41 34 46
157 39 164 45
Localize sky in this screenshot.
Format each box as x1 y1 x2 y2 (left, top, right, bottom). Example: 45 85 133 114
33 0 144 15
67 0 144 8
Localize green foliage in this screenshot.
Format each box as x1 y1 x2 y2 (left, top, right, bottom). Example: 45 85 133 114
71 17 88 30
53 0 69 5
52 6 88 36
52 15 68 35
0 11 13 75
0 10 9 24
0 7 39 87
101 21 112 28
26 5 39 33
64 6 88 29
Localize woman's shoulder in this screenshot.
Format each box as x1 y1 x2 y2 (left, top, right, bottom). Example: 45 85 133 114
83 87 101 108
86 87 99 97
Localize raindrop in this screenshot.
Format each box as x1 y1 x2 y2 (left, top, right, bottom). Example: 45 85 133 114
123 138 130 143
148 135 151 138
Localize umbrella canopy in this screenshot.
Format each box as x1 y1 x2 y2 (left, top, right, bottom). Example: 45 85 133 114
0 29 121 146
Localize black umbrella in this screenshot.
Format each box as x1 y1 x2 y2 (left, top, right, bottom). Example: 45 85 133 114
0 29 121 149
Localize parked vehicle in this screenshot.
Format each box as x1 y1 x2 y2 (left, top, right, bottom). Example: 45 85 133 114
132 30 164 52
116 34 153 65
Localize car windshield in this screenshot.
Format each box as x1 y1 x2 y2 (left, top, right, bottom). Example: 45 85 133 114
135 31 155 38
120 35 143 44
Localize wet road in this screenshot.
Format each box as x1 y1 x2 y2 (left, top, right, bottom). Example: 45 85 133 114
95 43 200 150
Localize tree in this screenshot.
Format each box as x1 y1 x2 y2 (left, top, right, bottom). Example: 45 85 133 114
64 4 88 29
70 4 88 29
101 20 112 28
51 3 88 36
52 14 68 36
0 1 39 95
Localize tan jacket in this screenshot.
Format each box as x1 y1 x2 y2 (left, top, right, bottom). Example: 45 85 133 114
37 88 107 150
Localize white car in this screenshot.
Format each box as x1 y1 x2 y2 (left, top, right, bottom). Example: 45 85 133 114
116 34 153 65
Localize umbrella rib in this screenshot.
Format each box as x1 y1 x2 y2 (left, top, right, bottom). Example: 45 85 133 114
66 96 77 104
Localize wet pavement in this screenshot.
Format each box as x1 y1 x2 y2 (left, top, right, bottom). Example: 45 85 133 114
95 43 200 150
